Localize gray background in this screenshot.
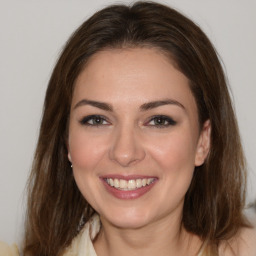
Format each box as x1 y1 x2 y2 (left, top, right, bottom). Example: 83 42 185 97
0 0 255 244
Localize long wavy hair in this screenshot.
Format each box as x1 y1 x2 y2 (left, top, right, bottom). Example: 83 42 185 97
23 1 249 255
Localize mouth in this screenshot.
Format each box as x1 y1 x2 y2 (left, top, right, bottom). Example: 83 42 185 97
101 175 158 200
104 177 156 191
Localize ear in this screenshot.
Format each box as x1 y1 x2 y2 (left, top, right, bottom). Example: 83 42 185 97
68 152 72 162
194 119 211 166
66 142 72 162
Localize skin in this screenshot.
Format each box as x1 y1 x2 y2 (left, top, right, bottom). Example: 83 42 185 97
68 48 211 256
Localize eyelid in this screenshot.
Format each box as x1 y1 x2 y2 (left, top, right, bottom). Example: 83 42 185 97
78 114 176 128
145 115 177 127
79 115 110 126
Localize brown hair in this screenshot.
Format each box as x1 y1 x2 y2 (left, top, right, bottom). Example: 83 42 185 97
23 1 249 255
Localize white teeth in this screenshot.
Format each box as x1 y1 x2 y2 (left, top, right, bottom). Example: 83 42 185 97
136 179 142 188
128 180 136 189
109 178 114 186
114 179 119 188
147 178 154 185
106 178 155 190
119 179 127 189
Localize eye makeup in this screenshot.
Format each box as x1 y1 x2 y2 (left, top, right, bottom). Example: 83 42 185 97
79 115 110 126
145 115 177 128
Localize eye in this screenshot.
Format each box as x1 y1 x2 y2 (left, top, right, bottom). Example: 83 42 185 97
79 115 109 126
146 115 177 127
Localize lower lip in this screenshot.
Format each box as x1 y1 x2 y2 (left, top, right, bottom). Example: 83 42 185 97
101 179 157 200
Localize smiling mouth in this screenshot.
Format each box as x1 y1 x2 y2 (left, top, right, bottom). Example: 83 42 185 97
104 178 156 191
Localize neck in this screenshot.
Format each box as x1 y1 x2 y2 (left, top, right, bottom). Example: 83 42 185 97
93 212 201 256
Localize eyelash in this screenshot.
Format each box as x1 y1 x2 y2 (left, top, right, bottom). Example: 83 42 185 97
146 115 177 128
79 115 177 128
79 115 109 126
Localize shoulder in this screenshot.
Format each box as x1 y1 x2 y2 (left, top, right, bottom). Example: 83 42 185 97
219 227 256 256
0 241 19 256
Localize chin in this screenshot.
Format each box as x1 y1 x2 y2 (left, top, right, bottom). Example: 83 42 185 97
100 208 153 229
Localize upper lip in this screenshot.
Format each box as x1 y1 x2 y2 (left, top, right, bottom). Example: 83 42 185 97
100 174 157 180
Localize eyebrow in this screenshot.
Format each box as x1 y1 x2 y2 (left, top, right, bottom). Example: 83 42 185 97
140 99 185 111
74 99 113 111
73 98 185 111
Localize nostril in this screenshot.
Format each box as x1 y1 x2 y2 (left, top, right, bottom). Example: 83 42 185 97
108 133 146 167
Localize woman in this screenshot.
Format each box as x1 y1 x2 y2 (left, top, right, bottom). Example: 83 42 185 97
2 1 255 255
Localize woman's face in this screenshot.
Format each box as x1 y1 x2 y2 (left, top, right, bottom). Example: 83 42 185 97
68 48 210 229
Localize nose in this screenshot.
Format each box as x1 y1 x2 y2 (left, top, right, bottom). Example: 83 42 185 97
109 125 146 167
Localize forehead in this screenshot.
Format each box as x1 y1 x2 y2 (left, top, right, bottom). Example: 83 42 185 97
73 47 197 114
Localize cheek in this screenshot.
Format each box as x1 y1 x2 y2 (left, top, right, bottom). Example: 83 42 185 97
147 131 197 207
68 129 107 207
148 130 197 172
68 129 106 170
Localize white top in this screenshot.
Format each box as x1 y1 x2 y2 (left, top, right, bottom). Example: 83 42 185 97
62 214 100 256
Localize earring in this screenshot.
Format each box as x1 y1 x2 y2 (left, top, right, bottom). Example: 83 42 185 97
71 164 73 168
77 213 86 233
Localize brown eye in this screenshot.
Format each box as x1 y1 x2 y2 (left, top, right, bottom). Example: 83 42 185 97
91 116 104 125
147 115 177 127
154 117 168 125
80 115 109 126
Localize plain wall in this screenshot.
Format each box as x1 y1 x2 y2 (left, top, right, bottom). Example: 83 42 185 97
0 0 255 244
